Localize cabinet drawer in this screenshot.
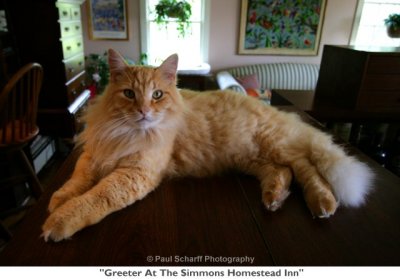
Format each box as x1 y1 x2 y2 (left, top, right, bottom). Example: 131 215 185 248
64 54 85 81
62 36 84 59
57 3 81 21
66 73 87 104
367 55 400 74
57 3 72 20
70 6 81 20
60 21 82 38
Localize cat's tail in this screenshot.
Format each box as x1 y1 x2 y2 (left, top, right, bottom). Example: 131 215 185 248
308 132 374 207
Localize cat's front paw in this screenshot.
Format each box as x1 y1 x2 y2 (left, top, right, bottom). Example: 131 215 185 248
42 199 86 242
48 190 74 213
42 211 76 242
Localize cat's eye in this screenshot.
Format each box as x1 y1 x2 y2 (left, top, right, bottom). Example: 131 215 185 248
152 90 163 100
123 89 135 99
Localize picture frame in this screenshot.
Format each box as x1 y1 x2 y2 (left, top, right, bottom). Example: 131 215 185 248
87 0 128 40
239 0 326 55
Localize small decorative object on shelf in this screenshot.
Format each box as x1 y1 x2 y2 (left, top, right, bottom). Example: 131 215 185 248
155 0 192 37
85 52 109 97
384 13 400 38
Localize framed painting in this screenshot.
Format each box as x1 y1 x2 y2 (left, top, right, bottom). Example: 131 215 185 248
87 0 128 40
239 0 326 55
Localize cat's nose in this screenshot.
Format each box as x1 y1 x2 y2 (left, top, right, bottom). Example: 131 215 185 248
138 107 151 116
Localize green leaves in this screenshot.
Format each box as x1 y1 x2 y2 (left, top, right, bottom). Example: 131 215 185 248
384 14 400 30
85 52 110 90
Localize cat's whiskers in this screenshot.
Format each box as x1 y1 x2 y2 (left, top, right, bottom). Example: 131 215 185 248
90 114 133 144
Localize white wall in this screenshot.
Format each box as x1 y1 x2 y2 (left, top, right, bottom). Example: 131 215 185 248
81 0 358 71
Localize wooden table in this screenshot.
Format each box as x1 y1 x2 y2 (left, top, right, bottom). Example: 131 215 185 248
1 105 400 266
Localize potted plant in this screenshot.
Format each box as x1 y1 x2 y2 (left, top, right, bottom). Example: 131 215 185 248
155 0 192 37
384 13 400 38
85 52 109 96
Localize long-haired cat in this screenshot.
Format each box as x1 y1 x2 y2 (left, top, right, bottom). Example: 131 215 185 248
42 49 373 242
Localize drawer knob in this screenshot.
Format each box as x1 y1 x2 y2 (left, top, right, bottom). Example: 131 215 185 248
75 25 80 30
78 61 83 66
66 46 71 50
77 42 81 47
74 11 79 16
62 11 68 16
64 27 70 32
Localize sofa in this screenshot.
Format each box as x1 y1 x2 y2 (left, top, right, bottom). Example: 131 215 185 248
216 63 320 96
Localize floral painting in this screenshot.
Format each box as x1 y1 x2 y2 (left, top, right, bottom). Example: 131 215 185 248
88 0 128 40
239 0 326 55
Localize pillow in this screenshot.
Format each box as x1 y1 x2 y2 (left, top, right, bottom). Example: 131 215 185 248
235 74 271 104
235 74 260 90
246 88 272 105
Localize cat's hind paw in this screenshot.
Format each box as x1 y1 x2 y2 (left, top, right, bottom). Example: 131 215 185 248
306 191 338 218
262 189 290 211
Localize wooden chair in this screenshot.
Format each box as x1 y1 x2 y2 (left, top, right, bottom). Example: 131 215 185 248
0 63 44 239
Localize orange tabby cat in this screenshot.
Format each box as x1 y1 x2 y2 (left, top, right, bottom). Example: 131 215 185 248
42 49 373 242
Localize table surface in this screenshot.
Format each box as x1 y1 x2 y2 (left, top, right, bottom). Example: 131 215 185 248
1 101 400 266
273 90 400 122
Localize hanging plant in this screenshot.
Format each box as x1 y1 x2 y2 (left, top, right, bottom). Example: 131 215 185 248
384 13 400 38
155 0 192 37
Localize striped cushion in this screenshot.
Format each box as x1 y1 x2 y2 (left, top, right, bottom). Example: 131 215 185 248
227 63 319 91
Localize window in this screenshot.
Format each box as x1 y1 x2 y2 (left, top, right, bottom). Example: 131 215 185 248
140 0 209 69
350 0 400 47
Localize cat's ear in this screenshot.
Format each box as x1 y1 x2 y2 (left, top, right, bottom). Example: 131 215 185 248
158 54 178 83
108 49 127 74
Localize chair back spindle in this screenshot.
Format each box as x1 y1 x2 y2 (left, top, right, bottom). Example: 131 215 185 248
0 63 43 146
